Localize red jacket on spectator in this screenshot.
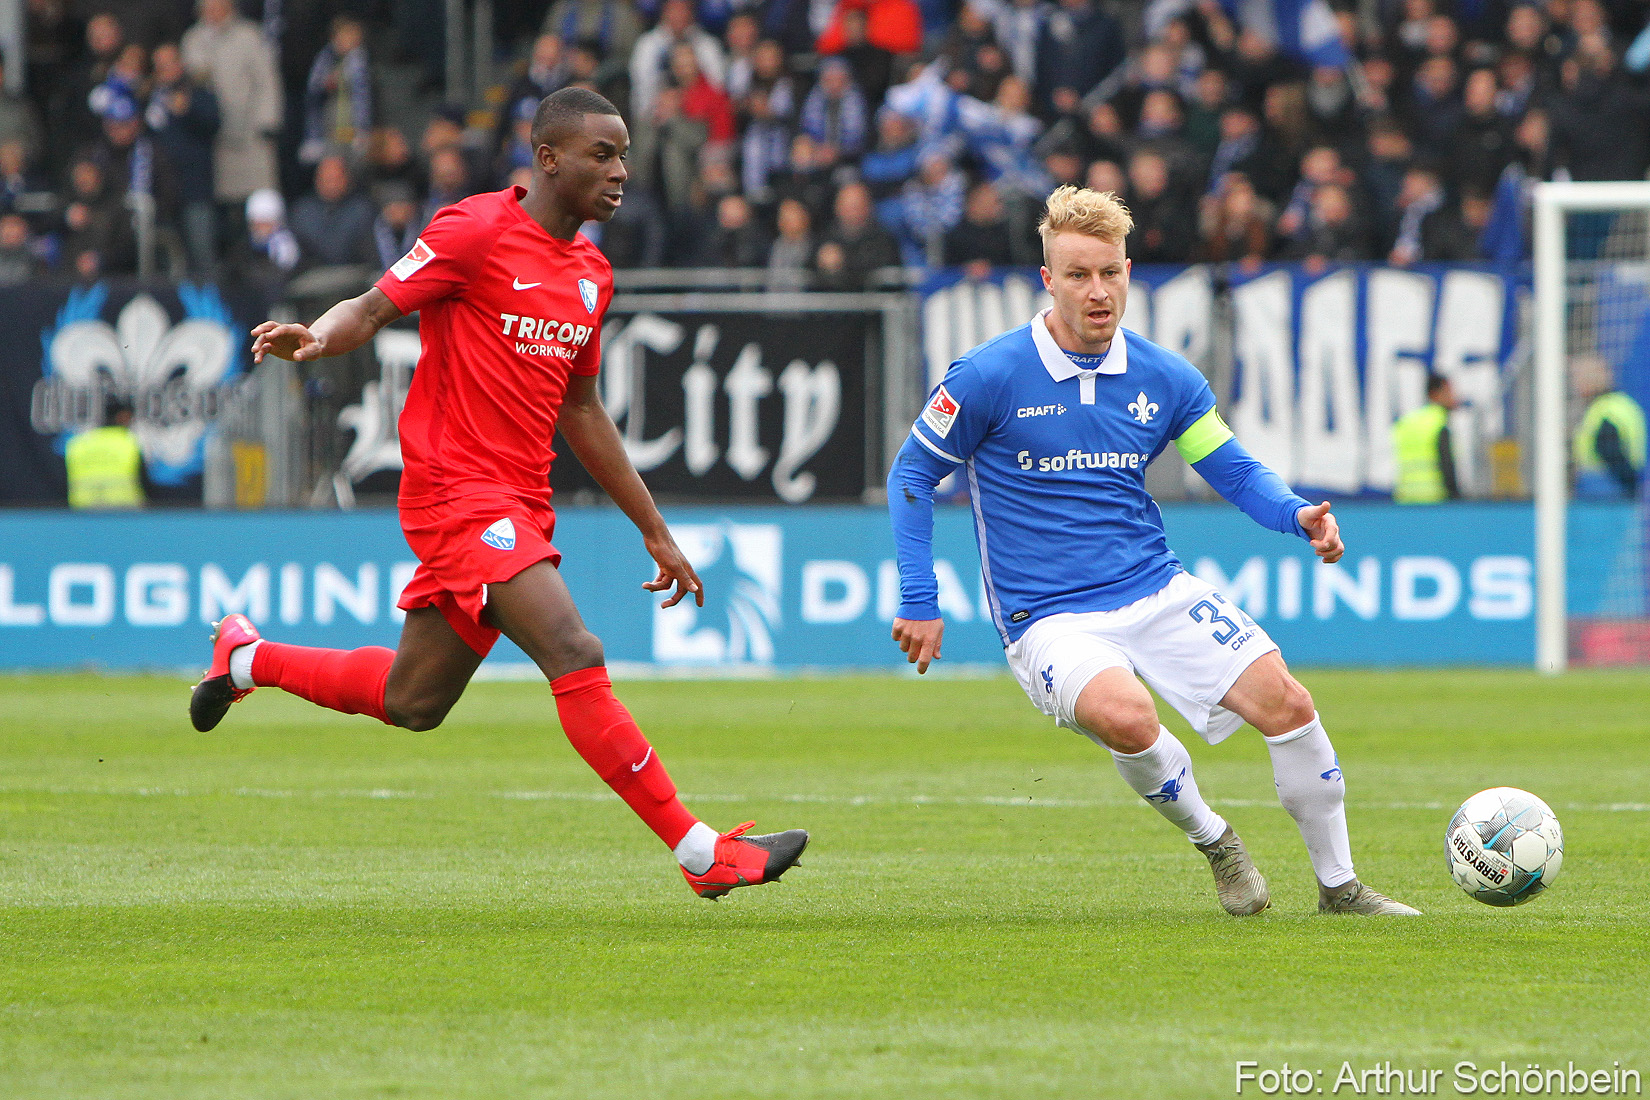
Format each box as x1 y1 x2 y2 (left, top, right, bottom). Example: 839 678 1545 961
817 0 923 56
680 75 736 143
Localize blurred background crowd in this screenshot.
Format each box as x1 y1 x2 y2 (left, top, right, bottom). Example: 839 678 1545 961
3 0 1648 294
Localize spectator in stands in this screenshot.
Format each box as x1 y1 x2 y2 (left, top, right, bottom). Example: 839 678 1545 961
960 75 1048 198
541 0 642 66
495 97 540 183
367 125 419 191
702 192 771 266
1388 163 1476 264
89 82 180 276
290 154 375 269
897 149 966 264
1450 67 1513 193
769 133 836 224
988 0 1045 87
147 42 220 278
1182 67 1229 165
1085 157 1126 199
1549 34 1650 182
738 82 792 204
943 179 1014 276
1284 182 1369 272
0 212 37 285
801 57 869 163
1033 0 1126 118
766 196 813 290
631 84 710 213
631 0 727 120
1275 144 1353 247
182 0 282 246
815 0 925 58
1405 55 1464 162
1304 64 1360 147
883 59 962 149
493 34 570 160
861 108 921 203
814 180 901 288
0 139 50 222
717 13 758 98
826 8 895 112
50 12 123 173
0 57 41 160
672 41 737 145
369 181 423 273
1197 170 1274 271
301 15 373 166
225 187 299 292
1127 147 1196 262
56 156 118 279
420 147 474 223
938 3 999 85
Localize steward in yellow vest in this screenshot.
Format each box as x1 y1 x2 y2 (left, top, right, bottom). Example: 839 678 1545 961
1573 389 1645 498
1390 374 1460 504
66 396 147 509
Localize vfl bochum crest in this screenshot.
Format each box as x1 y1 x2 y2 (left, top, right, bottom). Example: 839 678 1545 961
481 518 517 550
578 278 598 314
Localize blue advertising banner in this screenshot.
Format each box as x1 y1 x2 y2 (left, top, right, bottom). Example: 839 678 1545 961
0 503 1632 672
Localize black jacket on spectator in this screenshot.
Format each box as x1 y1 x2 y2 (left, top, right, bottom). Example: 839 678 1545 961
1549 69 1650 182
290 191 377 268
1033 1 1126 115
818 221 902 289
147 80 220 206
943 215 1015 268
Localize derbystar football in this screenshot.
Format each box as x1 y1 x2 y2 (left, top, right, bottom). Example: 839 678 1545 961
1444 787 1564 907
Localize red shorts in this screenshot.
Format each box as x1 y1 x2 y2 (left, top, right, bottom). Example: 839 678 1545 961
396 494 561 656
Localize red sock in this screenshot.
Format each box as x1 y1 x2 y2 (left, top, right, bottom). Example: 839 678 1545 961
251 642 394 725
550 666 698 849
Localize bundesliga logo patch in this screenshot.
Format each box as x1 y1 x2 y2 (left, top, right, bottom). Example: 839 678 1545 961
480 518 517 550
390 238 434 281
923 385 960 438
578 278 598 314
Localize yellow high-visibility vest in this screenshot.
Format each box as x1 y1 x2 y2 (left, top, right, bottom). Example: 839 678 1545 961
1391 403 1450 504
66 426 144 509
1573 391 1646 475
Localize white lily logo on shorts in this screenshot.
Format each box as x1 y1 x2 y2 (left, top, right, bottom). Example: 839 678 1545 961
1128 392 1158 425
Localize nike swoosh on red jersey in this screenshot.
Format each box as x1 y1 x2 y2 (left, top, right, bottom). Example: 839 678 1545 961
630 747 653 772
512 277 541 290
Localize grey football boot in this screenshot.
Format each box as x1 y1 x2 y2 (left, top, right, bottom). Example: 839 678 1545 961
1319 878 1422 915
1195 826 1271 916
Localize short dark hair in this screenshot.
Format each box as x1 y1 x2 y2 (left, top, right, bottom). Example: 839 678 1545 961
530 87 621 150
1425 373 1451 398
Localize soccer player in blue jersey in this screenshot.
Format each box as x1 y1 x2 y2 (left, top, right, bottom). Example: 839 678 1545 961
888 186 1420 916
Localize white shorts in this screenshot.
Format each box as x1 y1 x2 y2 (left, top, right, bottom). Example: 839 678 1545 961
1005 572 1279 745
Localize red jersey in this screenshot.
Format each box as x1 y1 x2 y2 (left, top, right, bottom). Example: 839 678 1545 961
374 186 612 509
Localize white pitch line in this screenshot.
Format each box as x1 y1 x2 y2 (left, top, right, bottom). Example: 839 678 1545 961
5 785 1643 813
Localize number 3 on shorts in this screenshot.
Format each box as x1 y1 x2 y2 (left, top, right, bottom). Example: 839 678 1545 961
1188 598 1241 645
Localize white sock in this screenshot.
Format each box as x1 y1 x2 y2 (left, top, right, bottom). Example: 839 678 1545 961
1103 726 1227 846
1265 712 1355 889
674 821 718 875
228 640 261 691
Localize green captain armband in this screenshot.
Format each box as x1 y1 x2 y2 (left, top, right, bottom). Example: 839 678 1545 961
1174 408 1235 464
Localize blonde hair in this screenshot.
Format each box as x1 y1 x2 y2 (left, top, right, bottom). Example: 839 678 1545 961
1038 185 1133 258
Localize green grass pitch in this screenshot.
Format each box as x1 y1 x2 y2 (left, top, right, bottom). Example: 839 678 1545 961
2 669 1646 1099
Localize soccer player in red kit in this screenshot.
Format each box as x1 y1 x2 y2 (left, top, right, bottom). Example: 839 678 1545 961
190 88 808 899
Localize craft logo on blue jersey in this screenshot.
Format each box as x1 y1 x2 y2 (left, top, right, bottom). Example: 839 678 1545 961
1144 767 1186 804
1016 404 1066 419
578 278 598 314
1041 664 1054 694
1128 391 1158 424
480 517 517 550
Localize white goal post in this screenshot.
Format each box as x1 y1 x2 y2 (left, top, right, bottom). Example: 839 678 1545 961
1533 180 1650 673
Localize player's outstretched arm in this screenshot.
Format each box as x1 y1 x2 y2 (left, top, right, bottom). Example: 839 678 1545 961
558 373 703 608
250 287 403 364
888 435 958 673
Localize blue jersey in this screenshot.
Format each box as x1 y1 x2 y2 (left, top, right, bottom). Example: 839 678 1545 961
891 310 1311 645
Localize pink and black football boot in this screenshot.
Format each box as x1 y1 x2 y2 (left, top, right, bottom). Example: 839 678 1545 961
188 614 261 732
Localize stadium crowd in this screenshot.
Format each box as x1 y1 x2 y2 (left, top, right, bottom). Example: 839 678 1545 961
3 0 1649 291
